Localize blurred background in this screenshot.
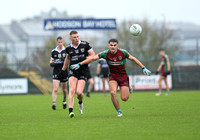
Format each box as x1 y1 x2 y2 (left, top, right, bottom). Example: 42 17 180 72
0 0 199 94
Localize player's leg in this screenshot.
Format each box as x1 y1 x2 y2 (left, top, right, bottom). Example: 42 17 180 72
76 80 86 114
106 78 109 90
156 76 163 96
120 86 130 102
52 79 60 110
106 77 110 95
60 72 68 109
116 75 130 116
68 76 78 117
109 80 122 117
102 78 107 96
61 82 67 109
87 78 94 97
164 77 170 96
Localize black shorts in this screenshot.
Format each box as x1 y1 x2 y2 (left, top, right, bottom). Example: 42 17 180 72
100 70 109 78
53 70 68 83
100 73 109 78
86 69 92 79
68 69 87 81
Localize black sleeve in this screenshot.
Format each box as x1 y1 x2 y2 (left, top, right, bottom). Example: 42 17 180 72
86 42 92 51
65 47 69 55
51 51 54 60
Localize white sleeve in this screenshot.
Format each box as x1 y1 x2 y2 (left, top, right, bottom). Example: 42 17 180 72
88 48 93 52
165 55 169 61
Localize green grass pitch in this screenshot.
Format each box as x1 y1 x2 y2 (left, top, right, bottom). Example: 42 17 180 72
0 90 200 140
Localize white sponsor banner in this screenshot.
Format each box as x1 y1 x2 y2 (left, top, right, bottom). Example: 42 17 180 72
0 78 28 94
94 76 109 91
94 75 172 91
131 75 172 90
44 19 117 30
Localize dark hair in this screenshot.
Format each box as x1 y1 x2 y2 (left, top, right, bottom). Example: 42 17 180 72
159 48 165 51
56 36 63 41
70 30 78 35
108 39 118 44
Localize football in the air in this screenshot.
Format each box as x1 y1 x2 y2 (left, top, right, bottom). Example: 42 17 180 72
129 24 142 36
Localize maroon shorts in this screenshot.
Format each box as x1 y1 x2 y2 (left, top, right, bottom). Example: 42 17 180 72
109 73 129 87
161 72 168 78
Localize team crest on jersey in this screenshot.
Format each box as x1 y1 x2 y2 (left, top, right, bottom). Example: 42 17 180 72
118 56 122 60
54 55 57 58
62 53 66 57
81 48 85 52
58 54 61 58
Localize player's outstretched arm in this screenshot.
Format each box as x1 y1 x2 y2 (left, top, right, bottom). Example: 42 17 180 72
128 55 145 68
70 55 99 70
128 54 152 76
88 49 95 56
81 55 99 65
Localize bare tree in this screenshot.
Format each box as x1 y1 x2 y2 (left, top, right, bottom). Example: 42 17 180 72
116 18 179 70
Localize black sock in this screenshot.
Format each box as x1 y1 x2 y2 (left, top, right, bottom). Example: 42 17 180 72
69 108 73 113
63 97 66 102
79 101 82 104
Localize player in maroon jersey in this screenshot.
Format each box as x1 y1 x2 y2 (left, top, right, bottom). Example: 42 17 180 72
70 39 151 117
155 49 171 96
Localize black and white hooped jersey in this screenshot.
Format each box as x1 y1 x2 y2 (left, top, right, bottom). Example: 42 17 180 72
65 40 93 71
51 46 66 71
98 58 109 71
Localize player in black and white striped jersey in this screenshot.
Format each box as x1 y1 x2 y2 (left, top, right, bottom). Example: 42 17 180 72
59 31 95 118
97 58 109 96
50 36 68 110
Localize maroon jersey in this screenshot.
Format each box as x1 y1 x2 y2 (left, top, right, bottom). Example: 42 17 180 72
98 49 129 75
161 54 169 73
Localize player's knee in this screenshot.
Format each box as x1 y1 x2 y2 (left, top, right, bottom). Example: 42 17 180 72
62 89 67 93
53 88 59 93
69 88 75 94
90 81 94 85
121 96 129 101
76 91 83 96
110 90 117 96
